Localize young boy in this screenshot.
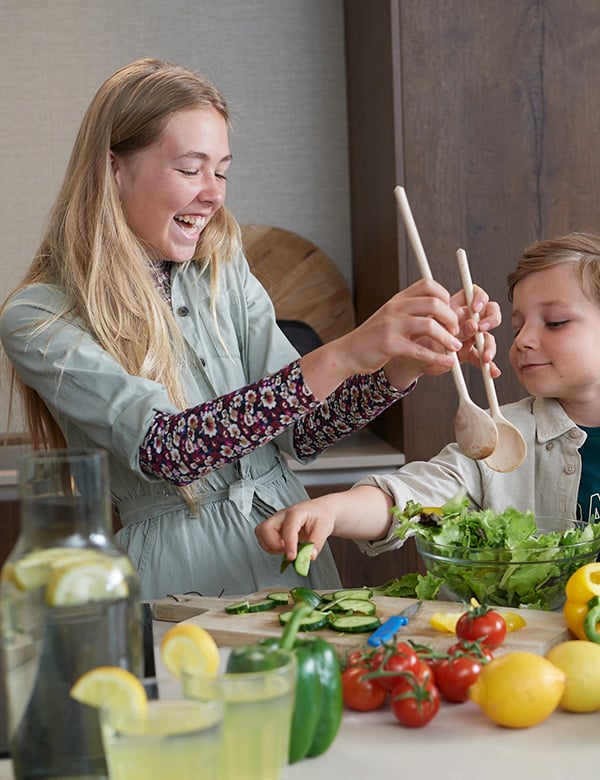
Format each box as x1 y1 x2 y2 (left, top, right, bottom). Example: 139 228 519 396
256 232 600 564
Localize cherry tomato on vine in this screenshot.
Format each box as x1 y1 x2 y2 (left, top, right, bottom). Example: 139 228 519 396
391 673 440 727
344 650 370 669
455 607 507 649
341 665 387 711
433 655 483 702
447 640 494 663
370 642 421 691
387 659 434 697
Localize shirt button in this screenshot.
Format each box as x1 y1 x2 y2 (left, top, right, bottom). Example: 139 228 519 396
546 443 554 451
569 430 580 439
564 464 576 475
177 306 189 317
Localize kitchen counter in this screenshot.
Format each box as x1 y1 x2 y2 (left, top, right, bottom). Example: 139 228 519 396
1 616 595 779
0 700 596 780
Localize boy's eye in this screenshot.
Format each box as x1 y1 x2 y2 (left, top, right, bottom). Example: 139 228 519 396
178 169 199 176
546 320 568 329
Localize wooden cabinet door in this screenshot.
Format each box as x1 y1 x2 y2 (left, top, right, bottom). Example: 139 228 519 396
345 0 600 462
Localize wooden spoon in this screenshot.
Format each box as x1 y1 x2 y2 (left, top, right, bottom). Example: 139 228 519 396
394 186 498 460
456 248 527 472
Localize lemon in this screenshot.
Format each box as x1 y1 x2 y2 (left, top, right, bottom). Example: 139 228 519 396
468 651 565 728
161 623 220 678
545 640 600 712
502 612 527 632
70 666 147 716
10 548 93 590
45 558 129 606
430 612 460 633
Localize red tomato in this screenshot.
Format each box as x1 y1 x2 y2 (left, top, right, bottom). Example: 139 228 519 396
433 655 482 703
455 608 507 649
391 675 440 727
387 659 433 697
370 642 421 691
344 650 370 670
447 640 494 663
341 665 387 711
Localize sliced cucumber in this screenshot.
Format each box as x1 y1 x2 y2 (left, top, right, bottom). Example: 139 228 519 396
332 588 374 601
331 598 377 615
280 541 316 576
293 541 315 576
278 609 329 631
328 614 381 633
246 599 277 613
267 591 290 606
225 600 250 614
290 586 323 609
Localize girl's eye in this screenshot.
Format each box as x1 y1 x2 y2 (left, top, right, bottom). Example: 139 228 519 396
546 320 568 329
178 169 199 177
216 173 228 181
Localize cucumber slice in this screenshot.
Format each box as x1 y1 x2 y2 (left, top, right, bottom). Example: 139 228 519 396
278 609 329 631
332 588 374 601
290 586 323 609
331 598 376 615
246 599 277 613
225 600 250 614
267 591 290 606
328 614 381 633
280 541 316 576
293 541 315 576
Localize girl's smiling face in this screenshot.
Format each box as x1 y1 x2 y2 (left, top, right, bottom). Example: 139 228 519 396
509 263 600 424
111 106 231 262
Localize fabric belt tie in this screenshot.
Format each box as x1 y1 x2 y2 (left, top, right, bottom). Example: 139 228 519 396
115 461 285 525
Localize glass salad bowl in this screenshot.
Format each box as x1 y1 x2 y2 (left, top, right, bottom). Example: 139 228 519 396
415 518 600 611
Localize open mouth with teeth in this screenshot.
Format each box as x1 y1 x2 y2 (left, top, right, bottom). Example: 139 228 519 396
175 215 206 234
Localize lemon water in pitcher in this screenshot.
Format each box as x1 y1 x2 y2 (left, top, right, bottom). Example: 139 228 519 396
0 449 143 780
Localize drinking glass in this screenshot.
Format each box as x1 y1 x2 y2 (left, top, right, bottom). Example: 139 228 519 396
100 677 224 780
182 650 296 780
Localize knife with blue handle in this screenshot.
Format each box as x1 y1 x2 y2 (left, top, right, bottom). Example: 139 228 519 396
367 600 422 647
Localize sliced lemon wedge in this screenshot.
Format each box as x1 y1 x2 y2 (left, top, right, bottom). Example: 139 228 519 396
161 623 220 678
46 558 129 606
429 611 461 633
70 666 147 717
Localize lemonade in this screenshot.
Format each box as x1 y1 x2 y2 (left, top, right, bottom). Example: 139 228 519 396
101 695 222 780
182 654 296 780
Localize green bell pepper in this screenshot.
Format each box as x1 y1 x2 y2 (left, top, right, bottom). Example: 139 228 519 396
226 602 343 764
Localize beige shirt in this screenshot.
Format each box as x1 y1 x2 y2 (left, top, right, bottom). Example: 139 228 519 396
355 396 586 555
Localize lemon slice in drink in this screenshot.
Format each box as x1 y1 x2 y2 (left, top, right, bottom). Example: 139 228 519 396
70 666 147 717
161 623 220 678
46 558 129 606
9 548 96 591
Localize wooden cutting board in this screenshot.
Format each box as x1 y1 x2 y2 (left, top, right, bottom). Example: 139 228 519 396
151 590 571 657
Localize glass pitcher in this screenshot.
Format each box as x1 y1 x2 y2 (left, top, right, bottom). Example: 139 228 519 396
0 449 143 780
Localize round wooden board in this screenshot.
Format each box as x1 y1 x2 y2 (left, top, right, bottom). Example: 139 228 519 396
241 224 355 343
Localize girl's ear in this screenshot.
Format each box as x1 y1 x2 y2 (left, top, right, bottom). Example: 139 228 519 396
110 152 122 189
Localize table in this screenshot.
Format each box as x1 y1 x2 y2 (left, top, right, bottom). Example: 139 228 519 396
0 700 597 780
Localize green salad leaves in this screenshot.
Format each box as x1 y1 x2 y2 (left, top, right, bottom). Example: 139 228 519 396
391 493 600 610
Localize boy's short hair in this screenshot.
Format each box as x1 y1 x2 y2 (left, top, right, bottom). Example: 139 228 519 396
507 232 600 304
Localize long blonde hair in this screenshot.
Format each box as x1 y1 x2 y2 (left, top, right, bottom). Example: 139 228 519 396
4 58 241 453
507 232 600 304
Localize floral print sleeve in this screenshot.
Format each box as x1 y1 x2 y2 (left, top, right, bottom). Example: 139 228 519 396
140 361 318 485
139 360 414 485
292 368 414 458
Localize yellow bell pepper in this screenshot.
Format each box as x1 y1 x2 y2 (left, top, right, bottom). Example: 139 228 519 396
563 563 600 641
